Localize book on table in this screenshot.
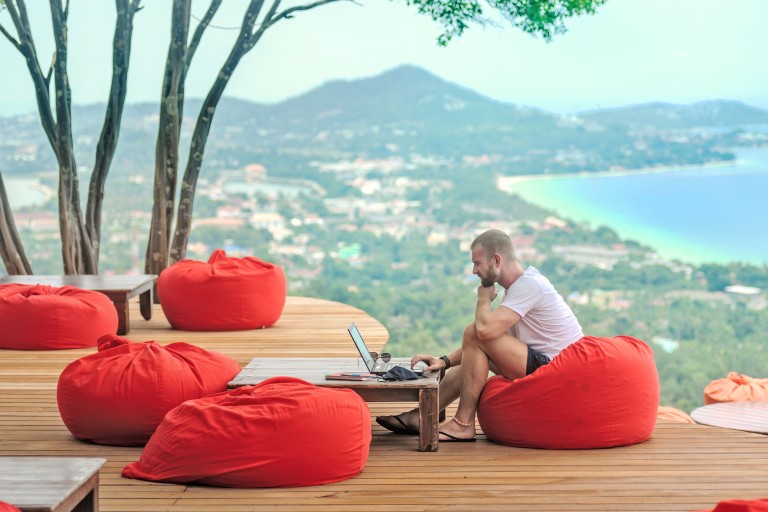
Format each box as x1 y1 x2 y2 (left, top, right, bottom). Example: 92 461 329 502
325 372 378 381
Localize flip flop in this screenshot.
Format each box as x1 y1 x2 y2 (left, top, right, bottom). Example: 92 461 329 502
375 415 418 435
438 431 476 442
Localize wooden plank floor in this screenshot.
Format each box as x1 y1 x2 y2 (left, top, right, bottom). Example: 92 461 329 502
1 297 767 511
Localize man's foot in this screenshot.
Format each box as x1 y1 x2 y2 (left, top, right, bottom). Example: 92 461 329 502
375 409 419 435
438 417 476 442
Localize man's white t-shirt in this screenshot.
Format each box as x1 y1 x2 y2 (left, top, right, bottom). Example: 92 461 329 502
499 266 583 359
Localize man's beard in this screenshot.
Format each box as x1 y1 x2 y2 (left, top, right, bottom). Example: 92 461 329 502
479 268 497 288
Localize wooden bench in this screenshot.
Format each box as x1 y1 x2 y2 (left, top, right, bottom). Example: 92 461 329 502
0 275 156 335
0 457 106 512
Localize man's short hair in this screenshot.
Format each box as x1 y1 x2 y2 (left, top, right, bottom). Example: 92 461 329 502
471 229 516 262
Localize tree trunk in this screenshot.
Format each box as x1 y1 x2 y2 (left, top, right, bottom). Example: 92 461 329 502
0 172 33 275
155 0 338 265
0 0 140 275
145 0 222 276
169 62 246 263
49 0 96 274
169 0 267 263
86 0 141 267
145 0 191 279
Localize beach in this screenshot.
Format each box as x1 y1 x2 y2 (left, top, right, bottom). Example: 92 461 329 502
497 149 768 266
5 176 54 208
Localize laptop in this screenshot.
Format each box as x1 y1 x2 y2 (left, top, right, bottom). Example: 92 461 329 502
347 322 426 375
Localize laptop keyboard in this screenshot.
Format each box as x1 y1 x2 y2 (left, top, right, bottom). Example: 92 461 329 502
374 362 408 372
373 362 424 373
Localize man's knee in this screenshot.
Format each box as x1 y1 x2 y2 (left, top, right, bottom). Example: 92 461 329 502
462 323 480 346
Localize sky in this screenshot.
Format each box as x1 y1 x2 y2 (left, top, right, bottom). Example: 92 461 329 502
0 0 767 117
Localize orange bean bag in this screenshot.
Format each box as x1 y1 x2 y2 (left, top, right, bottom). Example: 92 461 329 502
57 335 242 446
477 335 659 449
158 249 286 331
0 284 117 350
704 372 768 404
657 405 695 424
122 377 371 487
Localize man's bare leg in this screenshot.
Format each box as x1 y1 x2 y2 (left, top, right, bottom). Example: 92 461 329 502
376 364 463 433
436 329 488 440
438 324 528 441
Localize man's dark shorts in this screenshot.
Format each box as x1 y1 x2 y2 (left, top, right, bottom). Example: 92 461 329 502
526 346 551 375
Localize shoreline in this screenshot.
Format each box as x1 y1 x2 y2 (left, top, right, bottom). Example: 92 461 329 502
496 157 737 190
5 176 55 208
496 152 768 266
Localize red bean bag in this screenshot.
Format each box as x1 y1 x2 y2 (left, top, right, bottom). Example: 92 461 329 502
657 405 695 424
477 335 659 449
704 372 768 405
158 249 286 331
122 377 371 487
0 502 21 512
695 499 768 512
0 284 117 350
57 334 242 446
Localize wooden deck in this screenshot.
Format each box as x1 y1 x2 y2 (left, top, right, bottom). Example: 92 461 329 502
1 297 767 511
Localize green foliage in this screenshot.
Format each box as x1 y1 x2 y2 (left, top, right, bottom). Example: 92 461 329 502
699 263 733 291
188 225 272 256
407 0 606 45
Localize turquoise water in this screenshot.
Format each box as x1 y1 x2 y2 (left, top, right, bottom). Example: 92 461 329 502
508 148 768 266
5 177 48 208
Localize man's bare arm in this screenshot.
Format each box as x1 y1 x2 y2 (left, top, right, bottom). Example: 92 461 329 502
474 285 521 341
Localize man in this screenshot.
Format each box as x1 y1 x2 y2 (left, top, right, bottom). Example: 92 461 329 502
376 229 583 442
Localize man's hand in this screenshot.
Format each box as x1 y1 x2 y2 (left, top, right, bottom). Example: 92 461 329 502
411 354 444 372
477 284 498 303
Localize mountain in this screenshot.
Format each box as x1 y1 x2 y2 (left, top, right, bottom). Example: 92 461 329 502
268 65 549 126
1 65 761 177
202 65 569 158
578 100 768 129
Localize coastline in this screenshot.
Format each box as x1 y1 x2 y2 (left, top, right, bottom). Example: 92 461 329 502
496 158 736 190
5 177 54 208
497 151 768 266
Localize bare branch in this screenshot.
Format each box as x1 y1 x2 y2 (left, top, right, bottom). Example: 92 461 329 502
0 22 22 50
240 0 279 51
0 170 33 274
44 51 54 88
14 0 35 39
5 0 57 146
265 0 348 29
186 0 222 68
6 1 45 78
86 0 141 252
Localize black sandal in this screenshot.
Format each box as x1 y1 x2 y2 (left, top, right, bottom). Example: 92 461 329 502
375 415 418 435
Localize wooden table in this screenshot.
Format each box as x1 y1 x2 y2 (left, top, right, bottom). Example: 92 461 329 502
228 357 442 452
0 274 156 335
691 401 768 434
0 457 106 512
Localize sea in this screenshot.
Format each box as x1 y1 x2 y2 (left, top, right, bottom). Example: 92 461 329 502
502 148 768 266
4 177 49 208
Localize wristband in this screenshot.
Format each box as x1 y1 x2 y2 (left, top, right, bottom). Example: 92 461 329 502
440 355 451 370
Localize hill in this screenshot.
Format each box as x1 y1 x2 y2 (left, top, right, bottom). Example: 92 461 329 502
579 100 768 129
2 65 762 176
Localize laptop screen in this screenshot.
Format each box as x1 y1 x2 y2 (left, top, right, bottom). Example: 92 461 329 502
348 323 375 372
